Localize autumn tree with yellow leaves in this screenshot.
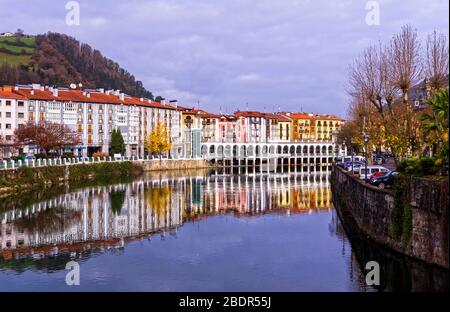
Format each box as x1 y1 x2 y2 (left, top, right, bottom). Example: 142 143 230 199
145 121 172 160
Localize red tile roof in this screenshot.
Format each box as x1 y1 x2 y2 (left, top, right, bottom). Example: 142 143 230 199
234 110 266 118
1 86 176 110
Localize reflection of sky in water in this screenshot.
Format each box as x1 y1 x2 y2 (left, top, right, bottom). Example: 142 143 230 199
0 172 417 291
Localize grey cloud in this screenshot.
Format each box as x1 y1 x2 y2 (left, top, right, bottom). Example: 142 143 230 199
0 0 448 117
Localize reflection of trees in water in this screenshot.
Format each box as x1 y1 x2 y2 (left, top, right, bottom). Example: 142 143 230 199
144 186 172 227
13 206 80 236
109 189 126 215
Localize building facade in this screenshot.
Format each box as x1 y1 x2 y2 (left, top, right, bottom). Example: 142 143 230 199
1 84 345 159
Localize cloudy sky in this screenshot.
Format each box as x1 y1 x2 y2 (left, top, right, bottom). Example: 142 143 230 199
1 0 448 117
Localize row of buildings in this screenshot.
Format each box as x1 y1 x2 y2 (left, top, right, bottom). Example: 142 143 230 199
0 84 344 158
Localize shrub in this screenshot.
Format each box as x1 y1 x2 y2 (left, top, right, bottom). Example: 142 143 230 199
92 152 107 158
397 157 439 176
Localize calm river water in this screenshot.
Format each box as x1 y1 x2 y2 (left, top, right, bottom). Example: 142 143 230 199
0 170 446 291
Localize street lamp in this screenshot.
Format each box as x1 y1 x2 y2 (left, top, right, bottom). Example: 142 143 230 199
363 133 369 182
350 138 354 174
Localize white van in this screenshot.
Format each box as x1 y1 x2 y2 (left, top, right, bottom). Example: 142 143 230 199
358 166 389 180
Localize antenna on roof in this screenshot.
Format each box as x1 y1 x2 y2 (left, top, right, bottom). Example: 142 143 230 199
197 100 200 110
246 102 249 111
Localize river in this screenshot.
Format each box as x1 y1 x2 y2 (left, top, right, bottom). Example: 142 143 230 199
0 170 445 291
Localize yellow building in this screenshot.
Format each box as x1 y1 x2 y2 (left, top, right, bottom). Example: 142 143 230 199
279 112 344 142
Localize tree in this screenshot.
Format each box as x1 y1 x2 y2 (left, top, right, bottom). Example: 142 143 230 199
420 88 449 165
14 121 81 155
425 30 449 91
144 121 172 161
388 24 422 105
109 128 125 155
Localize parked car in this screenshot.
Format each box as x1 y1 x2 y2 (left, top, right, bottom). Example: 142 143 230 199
24 155 36 160
344 161 363 172
370 170 398 189
369 171 386 181
358 166 389 180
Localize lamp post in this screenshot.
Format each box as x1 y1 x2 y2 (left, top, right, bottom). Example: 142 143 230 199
363 133 369 182
350 138 354 175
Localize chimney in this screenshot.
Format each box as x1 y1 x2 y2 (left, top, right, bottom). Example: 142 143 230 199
119 93 125 101
52 88 58 97
87 93 91 98
98 88 104 93
82 91 87 96
114 90 120 96
30 89 34 95
169 100 178 108
140 97 144 102
105 90 111 95
40 86 44 91
14 86 18 91
49 86 53 92
31 83 40 90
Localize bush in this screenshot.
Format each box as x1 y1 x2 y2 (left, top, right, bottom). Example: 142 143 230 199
92 152 107 158
397 157 439 176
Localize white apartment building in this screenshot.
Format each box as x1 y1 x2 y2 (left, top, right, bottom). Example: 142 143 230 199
0 84 184 158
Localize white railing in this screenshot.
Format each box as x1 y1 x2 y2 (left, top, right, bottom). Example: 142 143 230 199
0 155 180 171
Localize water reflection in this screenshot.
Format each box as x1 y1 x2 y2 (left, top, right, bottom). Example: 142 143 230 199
1 171 445 291
0 171 331 262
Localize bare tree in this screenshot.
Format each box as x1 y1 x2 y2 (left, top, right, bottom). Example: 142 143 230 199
425 30 449 91
388 24 422 105
349 42 398 115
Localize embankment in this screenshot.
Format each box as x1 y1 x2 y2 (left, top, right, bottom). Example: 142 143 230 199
0 161 143 196
331 165 448 269
0 159 214 196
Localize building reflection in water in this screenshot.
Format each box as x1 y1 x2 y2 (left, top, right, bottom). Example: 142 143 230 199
0 171 332 261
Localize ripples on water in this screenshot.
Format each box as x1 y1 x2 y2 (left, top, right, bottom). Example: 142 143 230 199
0 170 446 291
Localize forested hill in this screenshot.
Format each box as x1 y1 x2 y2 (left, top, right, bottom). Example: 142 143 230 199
0 32 154 99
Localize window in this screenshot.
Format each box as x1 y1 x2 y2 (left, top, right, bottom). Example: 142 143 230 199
18 112 24 118
6 100 11 106
18 101 24 107
6 112 11 118
5 135 12 141
6 124 11 129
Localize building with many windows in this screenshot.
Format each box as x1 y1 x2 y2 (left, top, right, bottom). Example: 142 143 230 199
0 84 183 158
1 83 345 158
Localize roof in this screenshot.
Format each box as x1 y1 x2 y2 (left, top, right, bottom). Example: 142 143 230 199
279 112 343 121
234 110 266 118
0 85 175 110
0 86 27 99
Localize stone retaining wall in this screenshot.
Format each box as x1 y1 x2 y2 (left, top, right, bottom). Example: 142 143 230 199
331 165 448 268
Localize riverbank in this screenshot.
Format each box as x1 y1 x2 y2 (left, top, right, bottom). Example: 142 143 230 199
331 165 449 269
0 159 214 196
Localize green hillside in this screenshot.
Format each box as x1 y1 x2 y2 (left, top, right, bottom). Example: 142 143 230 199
0 36 35 66
0 32 154 99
